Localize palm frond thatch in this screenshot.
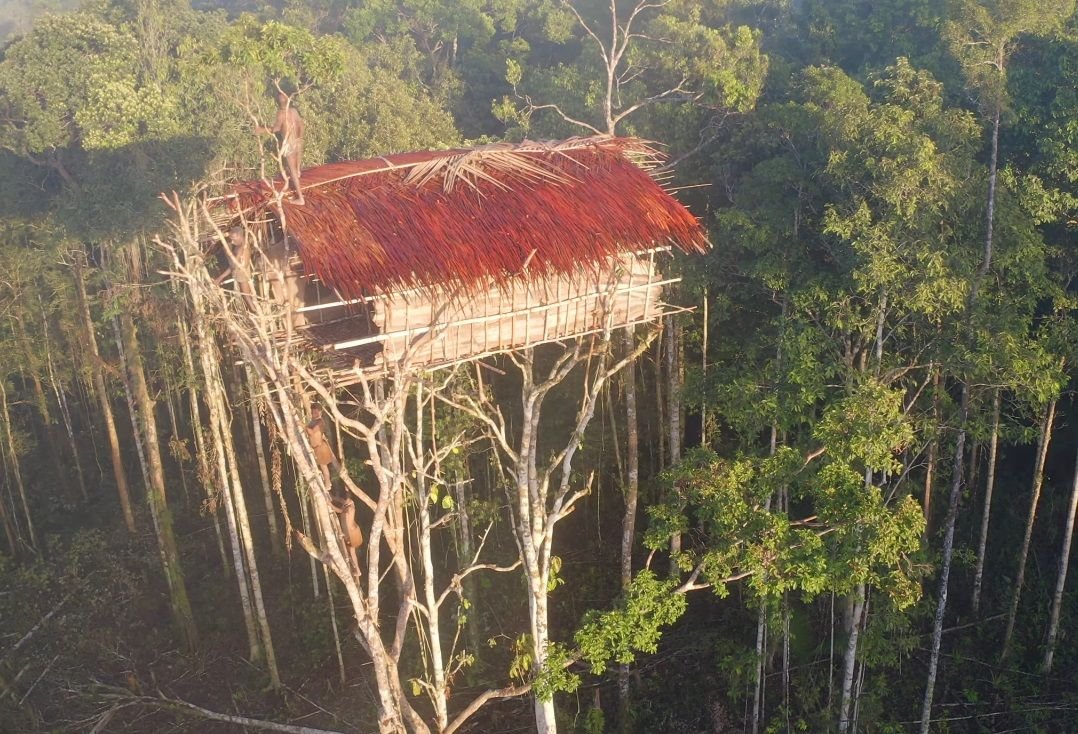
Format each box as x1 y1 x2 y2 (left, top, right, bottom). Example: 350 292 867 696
230 136 708 301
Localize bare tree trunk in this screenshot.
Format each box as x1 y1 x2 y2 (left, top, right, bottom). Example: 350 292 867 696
531 587 557 734
922 99 1003 728
0 381 35 551
178 320 229 575
0 483 17 555
654 337 665 467
298 477 321 599
247 366 281 552
217 379 281 688
618 328 639 733
414 383 448 731
923 370 940 535
163 383 191 506
837 584 866 734
782 594 790 734
971 389 1001 614
324 565 347 684
700 290 708 447
191 312 277 683
752 602 767 734
41 316 87 502
75 264 136 532
1000 398 1058 661
117 312 199 650
13 316 68 495
1042 444 1078 674
919 386 970 734
665 316 682 575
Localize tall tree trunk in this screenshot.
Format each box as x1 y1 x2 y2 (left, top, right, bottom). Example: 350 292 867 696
324 565 347 684
0 381 36 551
14 316 69 496
923 370 941 535
163 384 191 506
192 314 278 684
453 478 482 662
919 387 970 734
414 383 448 731
1042 444 1078 674
42 320 87 502
971 389 1001 614
178 319 229 575
246 366 281 553
530 587 557 734
654 337 665 468
117 313 199 650
52 373 87 501
217 380 281 688
0 472 17 555
921 97 1003 730
1001 398 1058 660
618 328 639 733
74 264 136 532
665 316 682 575
837 583 866 733
752 602 768 734
700 290 708 447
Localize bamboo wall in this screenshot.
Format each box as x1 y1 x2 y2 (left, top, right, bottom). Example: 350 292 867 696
269 249 678 380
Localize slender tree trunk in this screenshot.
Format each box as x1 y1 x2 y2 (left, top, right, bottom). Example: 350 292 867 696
919 387 970 734
246 366 281 552
75 265 136 531
118 313 199 650
754 430 781 734
13 316 68 495
115 321 152 506
700 290 708 447
655 337 665 467
619 328 639 733
923 370 940 534
1042 444 1078 674
922 96 1004 729
324 565 347 684
43 330 87 502
178 320 229 575
530 586 557 734
163 384 191 506
972 390 1001 614
1001 398 1058 660
752 602 768 734
218 383 282 688
665 316 682 575
192 315 278 684
415 383 448 731
55 380 87 500
782 593 790 734
837 584 866 734
452 479 483 664
0 381 36 551
0 474 17 555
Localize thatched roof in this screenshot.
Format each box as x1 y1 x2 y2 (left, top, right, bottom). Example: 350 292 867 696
231 137 708 300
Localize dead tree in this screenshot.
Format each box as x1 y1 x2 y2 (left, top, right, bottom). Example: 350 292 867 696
161 194 537 734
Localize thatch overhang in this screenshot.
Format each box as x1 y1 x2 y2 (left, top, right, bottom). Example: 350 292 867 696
220 136 708 378
229 136 708 302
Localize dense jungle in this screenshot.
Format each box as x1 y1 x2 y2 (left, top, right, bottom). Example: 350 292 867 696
2 0 1078 732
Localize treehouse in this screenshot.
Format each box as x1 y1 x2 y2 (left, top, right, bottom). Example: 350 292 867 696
223 136 708 382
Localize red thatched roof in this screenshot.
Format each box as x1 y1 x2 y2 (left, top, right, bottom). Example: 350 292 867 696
231 137 708 300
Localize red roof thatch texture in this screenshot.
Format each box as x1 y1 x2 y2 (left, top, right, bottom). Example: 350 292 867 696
232 137 708 301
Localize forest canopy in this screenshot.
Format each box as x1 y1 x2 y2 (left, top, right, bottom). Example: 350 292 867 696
1 0 1078 733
